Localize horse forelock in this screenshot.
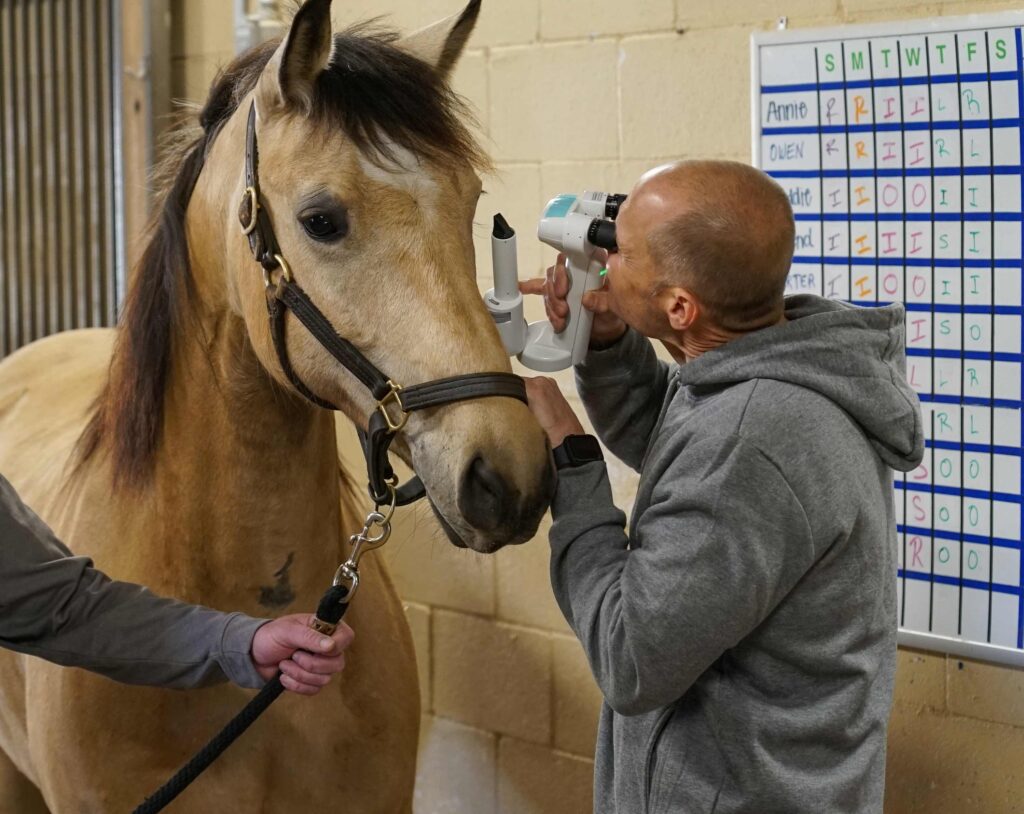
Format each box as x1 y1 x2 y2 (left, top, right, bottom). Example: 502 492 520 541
312 27 490 172
76 24 487 488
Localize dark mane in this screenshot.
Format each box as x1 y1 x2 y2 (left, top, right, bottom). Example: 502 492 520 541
77 27 488 488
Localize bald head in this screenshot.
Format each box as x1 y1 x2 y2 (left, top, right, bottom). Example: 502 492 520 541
636 160 795 331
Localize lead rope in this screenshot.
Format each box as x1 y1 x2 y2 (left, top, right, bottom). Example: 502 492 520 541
131 494 396 814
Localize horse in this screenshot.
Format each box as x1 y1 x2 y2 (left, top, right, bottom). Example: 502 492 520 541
0 0 554 810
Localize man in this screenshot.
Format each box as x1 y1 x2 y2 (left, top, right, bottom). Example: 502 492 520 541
522 160 923 813
1 473 352 694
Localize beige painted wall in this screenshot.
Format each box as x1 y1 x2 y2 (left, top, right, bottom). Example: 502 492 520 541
169 0 1024 811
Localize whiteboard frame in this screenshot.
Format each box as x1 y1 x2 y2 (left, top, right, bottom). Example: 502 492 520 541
751 12 1024 668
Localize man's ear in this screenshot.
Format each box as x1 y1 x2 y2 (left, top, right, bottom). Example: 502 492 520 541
257 0 334 114
396 0 481 78
663 287 701 333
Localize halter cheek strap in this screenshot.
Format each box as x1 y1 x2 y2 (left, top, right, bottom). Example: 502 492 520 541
239 101 528 507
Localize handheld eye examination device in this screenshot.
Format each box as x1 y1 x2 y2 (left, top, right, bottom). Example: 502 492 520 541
485 191 626 372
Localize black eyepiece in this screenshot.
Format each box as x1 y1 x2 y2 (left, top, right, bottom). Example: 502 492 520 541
604 194 628 220
587 218 617 251
492 212 515 240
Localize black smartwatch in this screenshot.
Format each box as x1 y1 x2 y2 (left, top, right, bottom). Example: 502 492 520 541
552 434 604 470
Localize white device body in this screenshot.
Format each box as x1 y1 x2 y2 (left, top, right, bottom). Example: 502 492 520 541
484 227 527 356
524 192 610 371
485 191 614 372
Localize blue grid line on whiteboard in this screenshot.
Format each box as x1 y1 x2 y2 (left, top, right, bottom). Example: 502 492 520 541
790 256 1019 266
852 301 1020 313
898 522 1020 548
897 480 1021 502
753 16 1024 664
764 118 1023 134
770 167 1021 176
899 568 1019 593
795 213 1024 221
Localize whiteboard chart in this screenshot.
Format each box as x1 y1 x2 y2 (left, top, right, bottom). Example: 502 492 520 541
752 14 1024 666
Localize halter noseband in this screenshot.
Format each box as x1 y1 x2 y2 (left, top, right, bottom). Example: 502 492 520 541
238 100 528 507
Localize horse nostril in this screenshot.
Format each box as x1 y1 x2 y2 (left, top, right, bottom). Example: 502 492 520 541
458 455 513 533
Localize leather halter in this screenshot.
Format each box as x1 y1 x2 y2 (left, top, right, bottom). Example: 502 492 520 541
238 101 527 507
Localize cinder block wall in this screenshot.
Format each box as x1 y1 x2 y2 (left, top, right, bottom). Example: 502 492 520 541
169 1 1024 812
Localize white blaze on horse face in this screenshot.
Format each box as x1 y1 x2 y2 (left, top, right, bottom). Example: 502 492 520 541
357 140 440 214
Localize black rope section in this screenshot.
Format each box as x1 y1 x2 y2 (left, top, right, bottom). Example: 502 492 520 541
131 584 351 814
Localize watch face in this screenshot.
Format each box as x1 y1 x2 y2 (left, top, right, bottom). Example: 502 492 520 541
566 434 602 463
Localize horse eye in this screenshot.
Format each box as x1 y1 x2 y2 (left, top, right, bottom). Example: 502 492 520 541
301 212 347 242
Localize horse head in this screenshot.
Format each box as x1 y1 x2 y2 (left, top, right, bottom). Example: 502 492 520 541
199 0 554 552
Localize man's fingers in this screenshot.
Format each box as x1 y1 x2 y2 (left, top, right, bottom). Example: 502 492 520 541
291 649 346 675
280 672 321 696
524 376 563 407
546 293 568 319
280 659 332 689
292 623 337 654
545 303 566 333
518 256 575 330
524 376 555 394
519 278 545 296
582 289 612 314
329 621 355 651
545 254 570 300
284 618 352 655
552 253 570 299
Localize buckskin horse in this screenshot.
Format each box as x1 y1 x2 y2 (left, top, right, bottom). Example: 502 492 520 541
0 1 553 810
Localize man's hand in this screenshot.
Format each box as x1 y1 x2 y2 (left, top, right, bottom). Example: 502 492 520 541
251 614 355 695
524 377 586 448
519 252 627 345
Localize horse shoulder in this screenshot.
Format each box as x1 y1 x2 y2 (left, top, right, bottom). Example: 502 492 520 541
0 328 115 515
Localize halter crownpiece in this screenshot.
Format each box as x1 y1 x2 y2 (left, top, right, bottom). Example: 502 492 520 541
238 100 529 507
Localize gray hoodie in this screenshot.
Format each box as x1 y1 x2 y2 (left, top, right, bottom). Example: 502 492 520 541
0 474 267 689
549 294 924 813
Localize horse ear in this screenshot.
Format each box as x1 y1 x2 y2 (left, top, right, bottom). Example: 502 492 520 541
258 0 334 113
397 0 482 78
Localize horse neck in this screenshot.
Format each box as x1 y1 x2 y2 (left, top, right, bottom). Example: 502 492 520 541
145 207 350 613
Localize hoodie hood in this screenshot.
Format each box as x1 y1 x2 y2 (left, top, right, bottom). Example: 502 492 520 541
675 294 924 472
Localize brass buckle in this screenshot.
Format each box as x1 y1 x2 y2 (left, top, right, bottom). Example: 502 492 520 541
240 186 260 236
377 380 408 432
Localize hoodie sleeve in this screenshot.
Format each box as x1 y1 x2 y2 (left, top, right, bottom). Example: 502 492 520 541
0 475 268 689
548 436 815 716
574 328 670 472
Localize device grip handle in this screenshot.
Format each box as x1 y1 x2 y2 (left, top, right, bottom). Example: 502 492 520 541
566 255 606 366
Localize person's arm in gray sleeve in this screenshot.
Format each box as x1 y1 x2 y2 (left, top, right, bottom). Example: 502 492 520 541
0 475 268 689
573 328 670 471
547 436 814 716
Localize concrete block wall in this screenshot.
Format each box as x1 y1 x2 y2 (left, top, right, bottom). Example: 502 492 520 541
169 0 237 113
169 1 1024 811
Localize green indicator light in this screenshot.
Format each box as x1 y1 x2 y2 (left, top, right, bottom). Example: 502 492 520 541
599 268 608 277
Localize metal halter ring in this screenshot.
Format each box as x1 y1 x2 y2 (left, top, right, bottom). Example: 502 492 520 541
262 254 295 292
274 254 294 282
240 186 260 236
375 478 398 525
377 380 408 433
